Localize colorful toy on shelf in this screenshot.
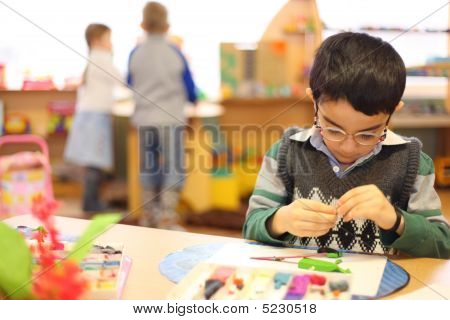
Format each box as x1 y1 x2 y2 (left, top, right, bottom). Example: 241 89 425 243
283 14 315 34
3 113 31 134
220 44 240 99
47 100 75 134
220 40 309 99
407 68 449 78
0 135 53 219
356 26 449 34
209 144 264 212
400 99 448 115
22 76 56 90
426 56 450 64
407 59 450 78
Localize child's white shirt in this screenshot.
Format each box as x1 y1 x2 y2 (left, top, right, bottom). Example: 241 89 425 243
76 49 122 113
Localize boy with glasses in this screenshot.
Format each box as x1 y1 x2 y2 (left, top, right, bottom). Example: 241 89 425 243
244 32 450 258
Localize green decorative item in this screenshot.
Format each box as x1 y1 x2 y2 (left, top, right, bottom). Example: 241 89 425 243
298 258 351 274
69 213 122 263
0 191 122 300
0 222 33 299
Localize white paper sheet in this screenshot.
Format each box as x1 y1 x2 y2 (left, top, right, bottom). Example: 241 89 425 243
207 242 387 297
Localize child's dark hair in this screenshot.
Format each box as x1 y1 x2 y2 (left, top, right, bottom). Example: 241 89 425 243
309 32 406 115
142 2 168 32
85 23 110 48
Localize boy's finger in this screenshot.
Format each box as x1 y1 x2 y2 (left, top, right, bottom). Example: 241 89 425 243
344 197 380 222
294 208 337 224
337 185 369 207
337 193 373 218
342 201 369 222
294 221 333 232
295 199 336 215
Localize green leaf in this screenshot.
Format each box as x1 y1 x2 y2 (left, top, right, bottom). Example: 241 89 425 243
69 213 121 263
0 222 33 299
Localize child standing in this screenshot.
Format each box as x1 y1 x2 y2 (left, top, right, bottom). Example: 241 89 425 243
127 2 197 228
244 32 450 258
65 23 122 213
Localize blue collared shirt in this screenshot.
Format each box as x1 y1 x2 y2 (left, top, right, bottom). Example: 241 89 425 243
289 127 408 178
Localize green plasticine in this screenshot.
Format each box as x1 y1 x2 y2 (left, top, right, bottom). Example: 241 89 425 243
326 252 343 258
297 258 351 274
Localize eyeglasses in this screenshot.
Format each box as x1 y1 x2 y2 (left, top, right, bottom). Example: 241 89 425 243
314 105 390 146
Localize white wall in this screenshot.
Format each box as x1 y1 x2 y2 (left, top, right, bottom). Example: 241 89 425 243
0 0 448 97
0 0 286 97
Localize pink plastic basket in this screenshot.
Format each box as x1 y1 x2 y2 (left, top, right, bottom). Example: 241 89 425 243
0 135 54 219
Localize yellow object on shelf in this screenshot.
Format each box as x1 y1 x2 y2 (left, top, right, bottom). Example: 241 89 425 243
233 161 258 198
435 157 450 187
210 169 240 212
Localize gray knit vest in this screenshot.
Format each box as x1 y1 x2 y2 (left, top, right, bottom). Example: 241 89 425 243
277 127 421 254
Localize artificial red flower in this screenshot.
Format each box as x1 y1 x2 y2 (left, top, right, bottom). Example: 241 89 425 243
31 195 63 251
33 226 48 244
29 195 88 300
31 194 59 222
32 260 89 300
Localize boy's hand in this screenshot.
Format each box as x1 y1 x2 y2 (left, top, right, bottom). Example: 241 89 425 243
337 184 401 232
269 199 337 238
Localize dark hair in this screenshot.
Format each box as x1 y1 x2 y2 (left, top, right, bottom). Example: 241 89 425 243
85 23 110 48
142 2 168 32
309 32 406 115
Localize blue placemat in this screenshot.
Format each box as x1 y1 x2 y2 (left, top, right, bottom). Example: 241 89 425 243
159 242 410 299
376 258 410 297
159 243 224 283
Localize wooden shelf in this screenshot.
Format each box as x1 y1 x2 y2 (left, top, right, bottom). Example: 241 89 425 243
283 31 316 36
391 114 450 128
221 97 311 107
408 62 450 71
407 62 450 77
53 180 82 198
326 27 450 34
0 89 76 93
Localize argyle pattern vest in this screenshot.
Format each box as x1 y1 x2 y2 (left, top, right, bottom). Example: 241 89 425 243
277 127 421 254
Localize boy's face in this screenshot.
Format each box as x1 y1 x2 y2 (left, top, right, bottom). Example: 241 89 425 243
316 98 390 165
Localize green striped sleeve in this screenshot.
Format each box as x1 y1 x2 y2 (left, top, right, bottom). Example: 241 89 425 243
407 151 441 214
252 189 287 204
265 140 281 160
392 150 450 258
243 207 295 244
388 208 450 259
244 141 290 244
417 151 435 175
